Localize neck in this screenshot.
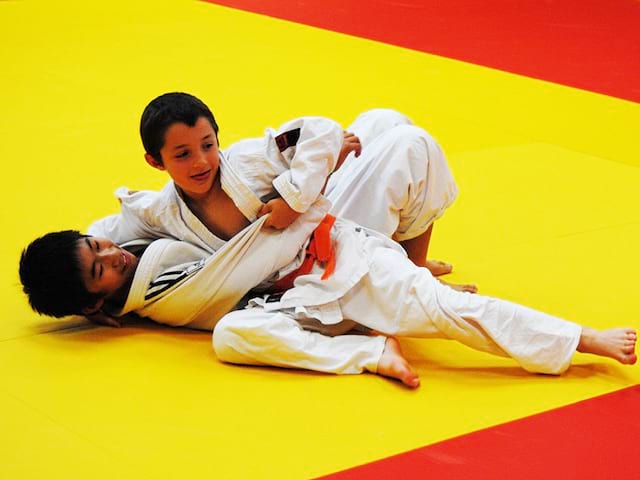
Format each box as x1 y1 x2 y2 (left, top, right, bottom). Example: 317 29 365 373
106 278 135 312
179 172 248 241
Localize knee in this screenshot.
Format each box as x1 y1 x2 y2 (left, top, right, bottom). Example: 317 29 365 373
349 110 413 146
212 315 242 361
389 124 430 144
382 125 433 164
392 125 451 172
357 108 413 129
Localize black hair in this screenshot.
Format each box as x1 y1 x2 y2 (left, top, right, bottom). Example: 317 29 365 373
140 92 219 165
19 230 103 318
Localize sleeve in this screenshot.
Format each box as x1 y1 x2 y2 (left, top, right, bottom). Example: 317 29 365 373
87 187 162 244
271 116 343 213
87 212 150 244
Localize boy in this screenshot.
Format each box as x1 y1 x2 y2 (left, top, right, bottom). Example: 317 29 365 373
19 215 637 389
89 93 463 280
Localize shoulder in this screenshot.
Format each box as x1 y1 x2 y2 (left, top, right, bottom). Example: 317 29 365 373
115 183 181 229
273 115 342 136
116 182 177 211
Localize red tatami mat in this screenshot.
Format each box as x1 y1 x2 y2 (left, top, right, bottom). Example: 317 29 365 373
205 0 640 103
317 385 640 479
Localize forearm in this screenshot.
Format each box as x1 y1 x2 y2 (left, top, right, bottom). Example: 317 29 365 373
271 117 343 213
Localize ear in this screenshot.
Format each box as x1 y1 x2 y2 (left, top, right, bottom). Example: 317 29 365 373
145 153 165 171
81 298 105 316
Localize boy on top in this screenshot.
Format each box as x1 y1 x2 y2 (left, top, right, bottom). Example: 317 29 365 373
89 93 466 286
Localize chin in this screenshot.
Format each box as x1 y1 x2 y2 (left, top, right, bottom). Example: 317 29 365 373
185 181 213 197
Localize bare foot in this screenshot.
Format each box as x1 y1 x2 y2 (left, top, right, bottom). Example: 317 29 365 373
377 337 420 388
438 279 478 294
577 327 637 365
425 259 453 276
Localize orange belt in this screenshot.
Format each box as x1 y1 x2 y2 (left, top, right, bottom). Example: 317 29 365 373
270 214 336 292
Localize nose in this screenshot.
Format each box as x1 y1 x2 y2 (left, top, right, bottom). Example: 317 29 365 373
97 245 120 266
194 150 209 167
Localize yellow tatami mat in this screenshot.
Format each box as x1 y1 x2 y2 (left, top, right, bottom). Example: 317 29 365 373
1 1 638 478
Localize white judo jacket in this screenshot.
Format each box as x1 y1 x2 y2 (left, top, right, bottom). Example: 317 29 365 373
110 198 332 330
89 116 343 251
109 196 403 332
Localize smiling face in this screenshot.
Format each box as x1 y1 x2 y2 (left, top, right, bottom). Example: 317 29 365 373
146 116 220 200
76 236 139 312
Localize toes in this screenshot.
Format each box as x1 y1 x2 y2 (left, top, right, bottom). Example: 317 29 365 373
465 284 479 294
404 374 421 389
427 260 453 276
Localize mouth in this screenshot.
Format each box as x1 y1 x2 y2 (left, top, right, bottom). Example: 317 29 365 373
121 251 128 273
191 170 212 182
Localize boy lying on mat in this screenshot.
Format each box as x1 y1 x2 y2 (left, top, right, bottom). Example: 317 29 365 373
20 212 637 388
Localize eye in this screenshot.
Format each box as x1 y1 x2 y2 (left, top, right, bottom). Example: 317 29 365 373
203 142 214 151
176 150 189 159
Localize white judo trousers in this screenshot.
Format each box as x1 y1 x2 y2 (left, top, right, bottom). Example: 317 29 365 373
214 222 582 376
326 109 457 241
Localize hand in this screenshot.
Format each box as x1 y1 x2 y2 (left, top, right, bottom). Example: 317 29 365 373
86 311 122 328
259 197 301 230
336 131 361 171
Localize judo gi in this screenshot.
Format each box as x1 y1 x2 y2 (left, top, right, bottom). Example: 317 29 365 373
89 109 457 248
109 205 582 376
325 109 457 241
88 108 515 376
108 198 332 330
214 218 582 375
